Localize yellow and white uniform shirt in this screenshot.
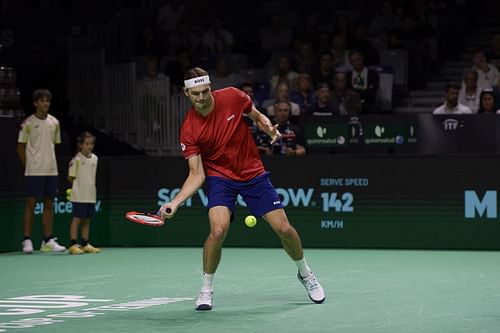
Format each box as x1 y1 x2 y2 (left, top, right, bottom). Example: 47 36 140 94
17 114 61 176
68 152 98 203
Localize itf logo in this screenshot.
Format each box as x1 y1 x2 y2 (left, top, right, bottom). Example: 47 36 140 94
443 119 459 131
464 190 497 219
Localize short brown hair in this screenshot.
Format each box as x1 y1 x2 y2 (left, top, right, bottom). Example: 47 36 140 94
32 89 52 102
183 67 209 81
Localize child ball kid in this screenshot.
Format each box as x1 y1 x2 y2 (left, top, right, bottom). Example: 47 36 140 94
67 131 101 255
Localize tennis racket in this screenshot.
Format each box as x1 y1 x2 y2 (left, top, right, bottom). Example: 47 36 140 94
125 208 171 227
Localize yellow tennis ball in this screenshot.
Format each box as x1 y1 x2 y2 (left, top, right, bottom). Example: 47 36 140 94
66 188 72 200
244 215 257 228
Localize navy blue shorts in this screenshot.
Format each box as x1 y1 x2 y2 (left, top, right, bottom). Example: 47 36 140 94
25 176 58 199
72 202 95 219
206 172 284 217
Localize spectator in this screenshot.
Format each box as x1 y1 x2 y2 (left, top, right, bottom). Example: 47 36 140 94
201 18 234 55
164 47 193 91
459 69 484 113
433 83 472 114
331 72 362 115
309 83 339 116
477 89 500 114
269 55 298 96
262 82 301 117
352 22 380 66
290 72 315 114
258 100 306 156
210 58 245 90
488 33 500 70
472 49 500 89
346 50 379 113
311 51 335 88
293 41 316 73
156 0 186 35
331 35 351 72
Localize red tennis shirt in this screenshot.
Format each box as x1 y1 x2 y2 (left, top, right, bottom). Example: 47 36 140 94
180 87 265 181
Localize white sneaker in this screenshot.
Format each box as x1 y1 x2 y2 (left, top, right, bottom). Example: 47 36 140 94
40 238 66 252
22 239 33 254
195 290 213 311
298 272 325 304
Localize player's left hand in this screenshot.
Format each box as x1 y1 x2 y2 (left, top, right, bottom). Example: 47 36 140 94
269 124 282 144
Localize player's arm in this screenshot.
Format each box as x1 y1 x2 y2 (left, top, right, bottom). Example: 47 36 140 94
247 106 281 144
160 154 205 219
16 143 26 167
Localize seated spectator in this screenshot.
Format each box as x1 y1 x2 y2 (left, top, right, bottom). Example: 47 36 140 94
331 35 351 72
290 72 315 114
477 89 500 114
309 83 339 116
258 100 306 156
331 72 362 115
164 47 193 91
293 40 316 73
487 33 500 70
262 82 301 117
210 58 245 90
240 82 261 110
459 69 485 113
311 51 335 88
239 82 262 141
472 49 500 89
269 55 299 96
201 18 234 55
433 83 472 114
351 22 380 66
346 50 379 113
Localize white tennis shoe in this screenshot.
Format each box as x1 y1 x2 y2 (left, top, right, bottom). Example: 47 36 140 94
195 290 213 311
298 272 325 304
40 238 66 252
22 239 33 254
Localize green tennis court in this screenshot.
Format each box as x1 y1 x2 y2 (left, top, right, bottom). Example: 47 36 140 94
1 248 500 333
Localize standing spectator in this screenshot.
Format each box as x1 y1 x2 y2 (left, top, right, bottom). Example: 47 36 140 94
67 132 101 255
309 83 339 116
346 50 379 113
290 72 315 114
433 83 472 114
477 89 500 114
16 89 66 254
331 72 362 115
472 49 500 89
459 69 485 113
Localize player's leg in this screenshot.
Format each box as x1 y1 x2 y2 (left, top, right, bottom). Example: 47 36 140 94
22 176 42 253
263 208 325 304
196 205 231 311
80 213 100 254
22 197 37 254
263 208 303 260
68 217 84 255
40 176 65 252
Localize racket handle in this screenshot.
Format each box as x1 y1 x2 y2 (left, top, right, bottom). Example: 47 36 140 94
165 208 172 214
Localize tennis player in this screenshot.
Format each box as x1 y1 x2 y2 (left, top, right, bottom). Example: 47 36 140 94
159 67 325 311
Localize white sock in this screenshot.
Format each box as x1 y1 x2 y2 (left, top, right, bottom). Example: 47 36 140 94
295 258 312 278
201 272 214 292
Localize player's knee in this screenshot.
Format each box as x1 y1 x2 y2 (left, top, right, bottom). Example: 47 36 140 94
276 220 295 239
209 226 228 242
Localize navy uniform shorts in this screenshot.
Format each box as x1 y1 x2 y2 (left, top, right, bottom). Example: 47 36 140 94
25 176 58 199
72 202 96 219
206 172 284 217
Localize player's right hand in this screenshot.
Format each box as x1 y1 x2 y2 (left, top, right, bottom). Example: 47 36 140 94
158 204 176 220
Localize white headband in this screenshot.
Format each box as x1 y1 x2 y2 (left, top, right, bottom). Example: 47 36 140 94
184 75 211 88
